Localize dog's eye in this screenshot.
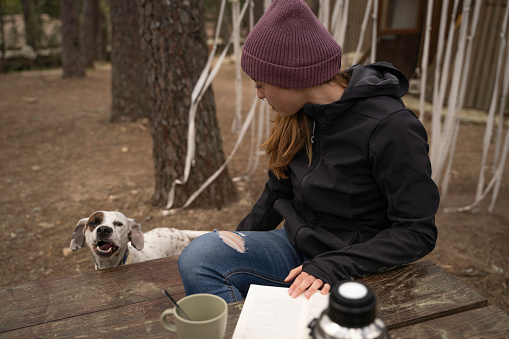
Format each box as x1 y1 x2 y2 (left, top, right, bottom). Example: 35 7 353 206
113 221 123 227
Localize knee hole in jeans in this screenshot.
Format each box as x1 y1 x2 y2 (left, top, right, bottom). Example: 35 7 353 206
216 230 247 254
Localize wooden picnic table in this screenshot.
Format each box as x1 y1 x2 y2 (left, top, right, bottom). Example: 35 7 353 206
0 258 507 338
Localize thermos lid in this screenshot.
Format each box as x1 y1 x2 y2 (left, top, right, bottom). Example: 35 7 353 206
328 281 377 327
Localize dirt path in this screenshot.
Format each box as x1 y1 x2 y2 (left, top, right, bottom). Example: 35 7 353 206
0 64 507 314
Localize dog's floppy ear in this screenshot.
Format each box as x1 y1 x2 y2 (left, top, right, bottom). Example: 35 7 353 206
70 218 88 251
128 218 144 251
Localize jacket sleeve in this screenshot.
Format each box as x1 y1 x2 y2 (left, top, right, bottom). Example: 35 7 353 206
302 110 439 284
237 170 295 231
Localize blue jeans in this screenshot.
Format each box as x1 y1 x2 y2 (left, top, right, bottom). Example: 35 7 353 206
178 229 305 303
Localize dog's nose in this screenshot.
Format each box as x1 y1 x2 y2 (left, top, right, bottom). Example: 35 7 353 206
97 226 112 237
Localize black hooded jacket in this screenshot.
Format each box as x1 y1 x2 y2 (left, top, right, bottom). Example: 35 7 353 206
237 62 440 284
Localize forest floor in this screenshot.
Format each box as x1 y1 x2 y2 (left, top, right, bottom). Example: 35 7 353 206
0 63 508 314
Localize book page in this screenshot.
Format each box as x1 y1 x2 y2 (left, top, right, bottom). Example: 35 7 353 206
232 285 329 339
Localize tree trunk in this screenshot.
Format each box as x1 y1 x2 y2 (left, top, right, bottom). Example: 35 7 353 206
110 0 147 122
140 0 237 209
22 0 35 48
60 0 85 78
0 0 5 72
97 5 109 61
81 0 99 68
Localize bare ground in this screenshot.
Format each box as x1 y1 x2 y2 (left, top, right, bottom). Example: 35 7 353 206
0 63 507 314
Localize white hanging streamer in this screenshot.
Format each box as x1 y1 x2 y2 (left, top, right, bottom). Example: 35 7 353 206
479 2 509 200
370 0 378 63
231 0 243 132
489 115 509 213
331 0 350 47
430 0 461 182
418 0 434 121
434 0 471 197
330 0 342 42
319 0 330 31
352 0 373 65
435 0 472 189
493 35 509 169
165 0 251 210
457 0 482 113
441 0 482 199
429 0 451 162
339 0 350 48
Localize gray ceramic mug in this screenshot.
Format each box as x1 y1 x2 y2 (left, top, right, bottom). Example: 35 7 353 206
161 293 228 339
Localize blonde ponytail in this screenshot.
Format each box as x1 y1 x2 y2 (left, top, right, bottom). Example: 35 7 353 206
262 112 312 179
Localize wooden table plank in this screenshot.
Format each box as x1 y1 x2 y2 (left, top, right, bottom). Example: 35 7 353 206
2 297 242 338
226 302 244 338
389 306 509 338
0 256 184 333
360 260 488 329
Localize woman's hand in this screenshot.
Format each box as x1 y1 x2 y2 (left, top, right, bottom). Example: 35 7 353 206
285 265 331 299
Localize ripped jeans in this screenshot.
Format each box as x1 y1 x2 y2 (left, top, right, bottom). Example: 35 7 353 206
178 229 305 303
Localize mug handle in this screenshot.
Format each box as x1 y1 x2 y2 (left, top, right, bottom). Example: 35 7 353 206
161 308 177 332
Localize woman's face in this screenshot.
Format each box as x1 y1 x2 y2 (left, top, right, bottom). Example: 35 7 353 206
254 81 307 118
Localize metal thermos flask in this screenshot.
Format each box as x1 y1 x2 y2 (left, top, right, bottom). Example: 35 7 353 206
309 281 389 339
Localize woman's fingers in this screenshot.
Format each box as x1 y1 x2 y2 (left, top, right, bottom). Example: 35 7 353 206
303 278 324 298
288 273 328 299
286 266 331 299
284 265 303 282
320 283 331 295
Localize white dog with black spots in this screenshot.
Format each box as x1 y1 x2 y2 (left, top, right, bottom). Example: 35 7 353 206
70 211 207 269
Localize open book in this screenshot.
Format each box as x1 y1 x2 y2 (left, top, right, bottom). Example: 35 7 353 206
232 284 329 339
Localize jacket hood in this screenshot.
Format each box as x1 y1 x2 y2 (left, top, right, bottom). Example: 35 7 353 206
342 61 409 101
304 62 409 121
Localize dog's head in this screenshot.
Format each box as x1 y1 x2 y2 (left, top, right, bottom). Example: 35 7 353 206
70 211 144 259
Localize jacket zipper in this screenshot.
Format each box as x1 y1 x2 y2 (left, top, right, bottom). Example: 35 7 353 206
300 119 320 206
311 121 316 144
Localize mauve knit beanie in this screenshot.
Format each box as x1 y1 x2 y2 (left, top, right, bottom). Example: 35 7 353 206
241 0 342 89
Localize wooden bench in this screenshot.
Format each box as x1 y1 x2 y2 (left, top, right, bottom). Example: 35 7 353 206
0 258 507 338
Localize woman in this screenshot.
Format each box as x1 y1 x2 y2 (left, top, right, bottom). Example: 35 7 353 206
178 0 439 303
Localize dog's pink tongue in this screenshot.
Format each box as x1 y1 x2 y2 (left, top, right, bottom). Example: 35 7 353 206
99 243 112 251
